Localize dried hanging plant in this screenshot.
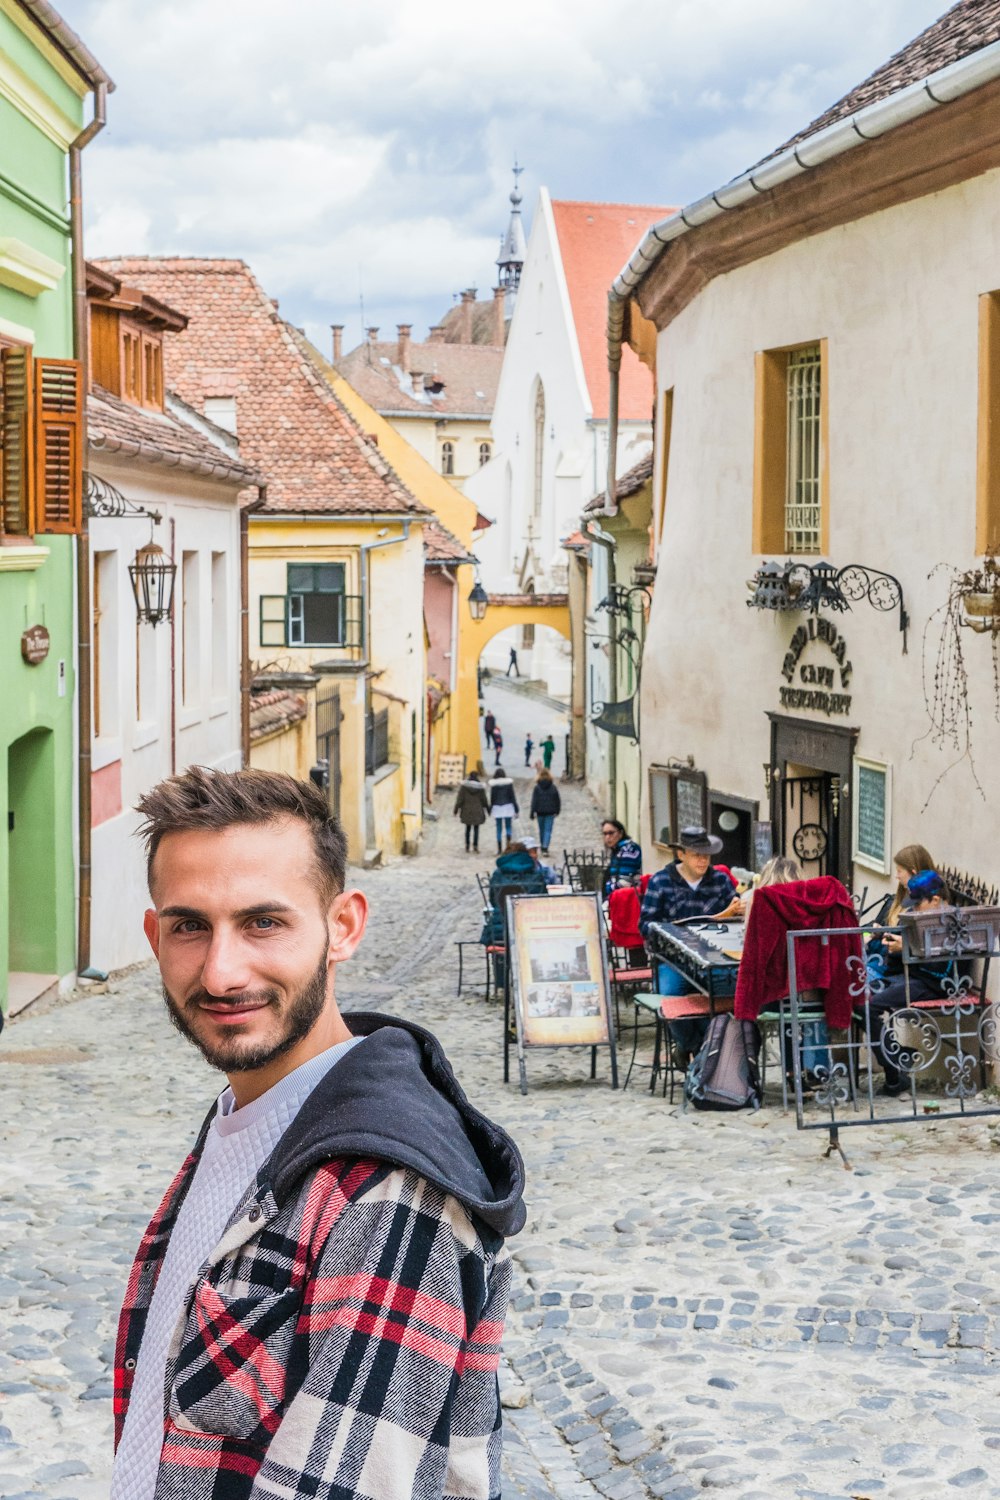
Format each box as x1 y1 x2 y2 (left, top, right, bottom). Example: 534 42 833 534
916 559 1000 807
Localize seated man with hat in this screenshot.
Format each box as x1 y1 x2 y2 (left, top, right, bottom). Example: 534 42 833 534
639 826 742 1066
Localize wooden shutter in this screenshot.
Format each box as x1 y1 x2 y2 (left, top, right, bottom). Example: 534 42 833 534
35 357 83 534
1 345 35 536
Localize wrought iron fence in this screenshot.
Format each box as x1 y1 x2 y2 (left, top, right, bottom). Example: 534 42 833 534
782 905 1000 1164
365 708 390 775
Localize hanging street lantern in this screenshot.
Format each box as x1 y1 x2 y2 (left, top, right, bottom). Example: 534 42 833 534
129 540 177 627
467 579 489 622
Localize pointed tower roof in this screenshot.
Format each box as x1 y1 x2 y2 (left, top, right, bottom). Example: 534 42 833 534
496 162 527 291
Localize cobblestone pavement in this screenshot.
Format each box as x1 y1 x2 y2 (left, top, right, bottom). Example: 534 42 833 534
3 760 1000 1498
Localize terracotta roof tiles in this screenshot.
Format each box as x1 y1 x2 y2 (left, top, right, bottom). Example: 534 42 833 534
92 258 429 517
249 688 308 743
88 385 259 486
423 519 475 564
335 336 502 419
550 201 675 422
772 0 1000 158
583 451 654 514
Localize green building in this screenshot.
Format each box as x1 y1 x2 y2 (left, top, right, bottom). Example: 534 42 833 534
0 1 109 1015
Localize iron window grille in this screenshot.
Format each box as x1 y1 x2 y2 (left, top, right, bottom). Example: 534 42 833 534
366 707 390 774
785 345 822 554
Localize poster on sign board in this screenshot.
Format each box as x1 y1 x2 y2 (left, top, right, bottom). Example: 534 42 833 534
436 752 467 789
504 893 617 1094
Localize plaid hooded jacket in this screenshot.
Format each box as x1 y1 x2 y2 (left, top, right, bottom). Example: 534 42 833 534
114 1013 526 1500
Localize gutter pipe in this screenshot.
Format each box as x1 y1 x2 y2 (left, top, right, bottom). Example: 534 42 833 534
586 519 617 816
603 37 1000 511
360 522 412 667
71 79 108 983
240 487 268 766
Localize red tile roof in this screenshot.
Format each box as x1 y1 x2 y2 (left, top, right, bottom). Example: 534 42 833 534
249 688 308 743
423 519 475 564
335 336 502 419
92 258 428 518
773 0 1000 157
88 385 259 486
583 451 654 514
550 201 675 422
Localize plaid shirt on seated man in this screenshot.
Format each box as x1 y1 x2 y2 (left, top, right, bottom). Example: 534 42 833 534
638 860 737 934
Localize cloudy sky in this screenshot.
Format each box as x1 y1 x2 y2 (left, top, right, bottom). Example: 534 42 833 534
59 0 945 355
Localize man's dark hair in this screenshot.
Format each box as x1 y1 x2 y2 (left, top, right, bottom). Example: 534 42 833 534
603 818 627 838
136 765 347 903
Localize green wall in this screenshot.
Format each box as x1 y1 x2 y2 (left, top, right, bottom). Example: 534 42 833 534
0 6 85 1008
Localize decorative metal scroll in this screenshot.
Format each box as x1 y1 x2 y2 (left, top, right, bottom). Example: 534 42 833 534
747 559 909 652
84 471 162 525
590 695 638 740
781 906 1000 1163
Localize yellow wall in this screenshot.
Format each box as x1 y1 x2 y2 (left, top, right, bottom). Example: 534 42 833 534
248 516 425 861
250 712 315 780
459 601 571 766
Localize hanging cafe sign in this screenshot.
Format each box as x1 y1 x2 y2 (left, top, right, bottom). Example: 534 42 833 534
590 695 638 740
779 616 853 716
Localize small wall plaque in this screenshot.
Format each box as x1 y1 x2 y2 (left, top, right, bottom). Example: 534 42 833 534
21 624 50 665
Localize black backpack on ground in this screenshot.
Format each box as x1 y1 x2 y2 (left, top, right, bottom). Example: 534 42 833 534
683 1013 762 1111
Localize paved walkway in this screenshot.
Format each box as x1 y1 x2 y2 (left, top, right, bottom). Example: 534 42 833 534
2 772 1000 1498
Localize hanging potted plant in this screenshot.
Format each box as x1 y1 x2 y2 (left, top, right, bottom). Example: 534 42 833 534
956 556 1000 632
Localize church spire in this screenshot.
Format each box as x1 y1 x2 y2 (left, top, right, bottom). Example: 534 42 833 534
496 160 526 294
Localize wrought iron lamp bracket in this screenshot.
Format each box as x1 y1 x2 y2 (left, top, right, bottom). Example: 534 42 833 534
84 472 162 526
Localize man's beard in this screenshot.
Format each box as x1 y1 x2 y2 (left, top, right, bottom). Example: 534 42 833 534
163 947 330 1073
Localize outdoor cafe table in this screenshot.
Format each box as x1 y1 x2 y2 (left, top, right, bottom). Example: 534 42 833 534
644 919 744 1007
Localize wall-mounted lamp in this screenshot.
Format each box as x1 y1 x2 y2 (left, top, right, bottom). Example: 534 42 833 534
129 541 177 627
467 579 489 622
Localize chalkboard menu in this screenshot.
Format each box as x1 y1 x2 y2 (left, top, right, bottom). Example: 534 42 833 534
753 821 774 871
854 760 889 872
673 770 707 833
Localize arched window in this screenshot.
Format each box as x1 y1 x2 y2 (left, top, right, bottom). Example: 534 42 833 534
478 441 491 467
532 382 545 518
441 441 455 476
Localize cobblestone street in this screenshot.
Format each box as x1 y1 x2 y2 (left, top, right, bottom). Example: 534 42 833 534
3 756 1000 1499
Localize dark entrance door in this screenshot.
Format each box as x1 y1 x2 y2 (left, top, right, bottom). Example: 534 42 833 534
766 713 857 885
316 683 342 823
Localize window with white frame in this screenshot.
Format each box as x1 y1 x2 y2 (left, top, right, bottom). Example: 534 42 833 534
785 345 822 553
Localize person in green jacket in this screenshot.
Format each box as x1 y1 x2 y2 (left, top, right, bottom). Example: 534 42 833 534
540 734 556 771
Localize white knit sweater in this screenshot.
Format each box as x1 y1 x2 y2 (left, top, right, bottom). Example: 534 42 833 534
111 1036 364 1500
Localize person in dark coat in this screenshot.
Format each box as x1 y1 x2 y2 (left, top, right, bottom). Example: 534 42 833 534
492 725 504 767
454 771 489 853
488 766 518 851
483 709 496 748
480 843 548 945
529 769 561 854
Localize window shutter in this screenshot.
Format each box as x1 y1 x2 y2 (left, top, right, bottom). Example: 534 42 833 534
35 358 83 534
1 345 35 535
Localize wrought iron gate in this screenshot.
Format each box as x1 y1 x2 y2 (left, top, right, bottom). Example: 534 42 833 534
316 684 342 822
782 773 840 879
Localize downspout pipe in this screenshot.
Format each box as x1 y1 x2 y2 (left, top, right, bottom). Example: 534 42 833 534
240 487 268 766
603 36 1000 505
586 519 617 817
359 522 412 666
72 80 108 982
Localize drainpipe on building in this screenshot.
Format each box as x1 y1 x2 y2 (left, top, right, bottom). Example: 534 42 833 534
586 519 617 817
240 487 267 766
71 80 108 983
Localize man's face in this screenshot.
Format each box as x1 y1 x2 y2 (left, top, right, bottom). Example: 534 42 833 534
678 846 711 881
143 818 366 1084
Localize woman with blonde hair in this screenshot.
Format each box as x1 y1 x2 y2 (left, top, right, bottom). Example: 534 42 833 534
742 855 801 923
885 844 936 926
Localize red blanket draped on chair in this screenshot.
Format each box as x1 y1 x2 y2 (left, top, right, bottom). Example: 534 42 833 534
734 876 862 1028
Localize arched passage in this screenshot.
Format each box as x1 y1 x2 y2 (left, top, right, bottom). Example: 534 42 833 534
456 593 570 767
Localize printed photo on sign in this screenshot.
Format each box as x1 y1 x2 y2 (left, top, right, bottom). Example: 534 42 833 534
508 893 612 1048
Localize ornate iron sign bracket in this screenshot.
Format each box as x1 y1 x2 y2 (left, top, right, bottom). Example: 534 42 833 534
747 560 909 652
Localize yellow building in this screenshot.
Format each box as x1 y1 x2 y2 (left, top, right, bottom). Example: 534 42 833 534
98 257 431 864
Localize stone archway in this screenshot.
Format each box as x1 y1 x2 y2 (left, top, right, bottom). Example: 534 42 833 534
456 592 570 764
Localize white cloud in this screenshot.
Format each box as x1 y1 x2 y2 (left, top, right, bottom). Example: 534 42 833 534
62 0 948 344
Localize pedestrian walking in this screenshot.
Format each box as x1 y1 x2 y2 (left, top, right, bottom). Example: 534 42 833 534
529 766 561 855
112 766 524 1500
524 733 534 766
488 763 519 851
454 768 489 853
540 732 556 770
483 707 496 748
492 723 504 766
506 646 520 677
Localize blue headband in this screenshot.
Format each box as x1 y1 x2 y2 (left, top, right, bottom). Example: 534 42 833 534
907 869 944 900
